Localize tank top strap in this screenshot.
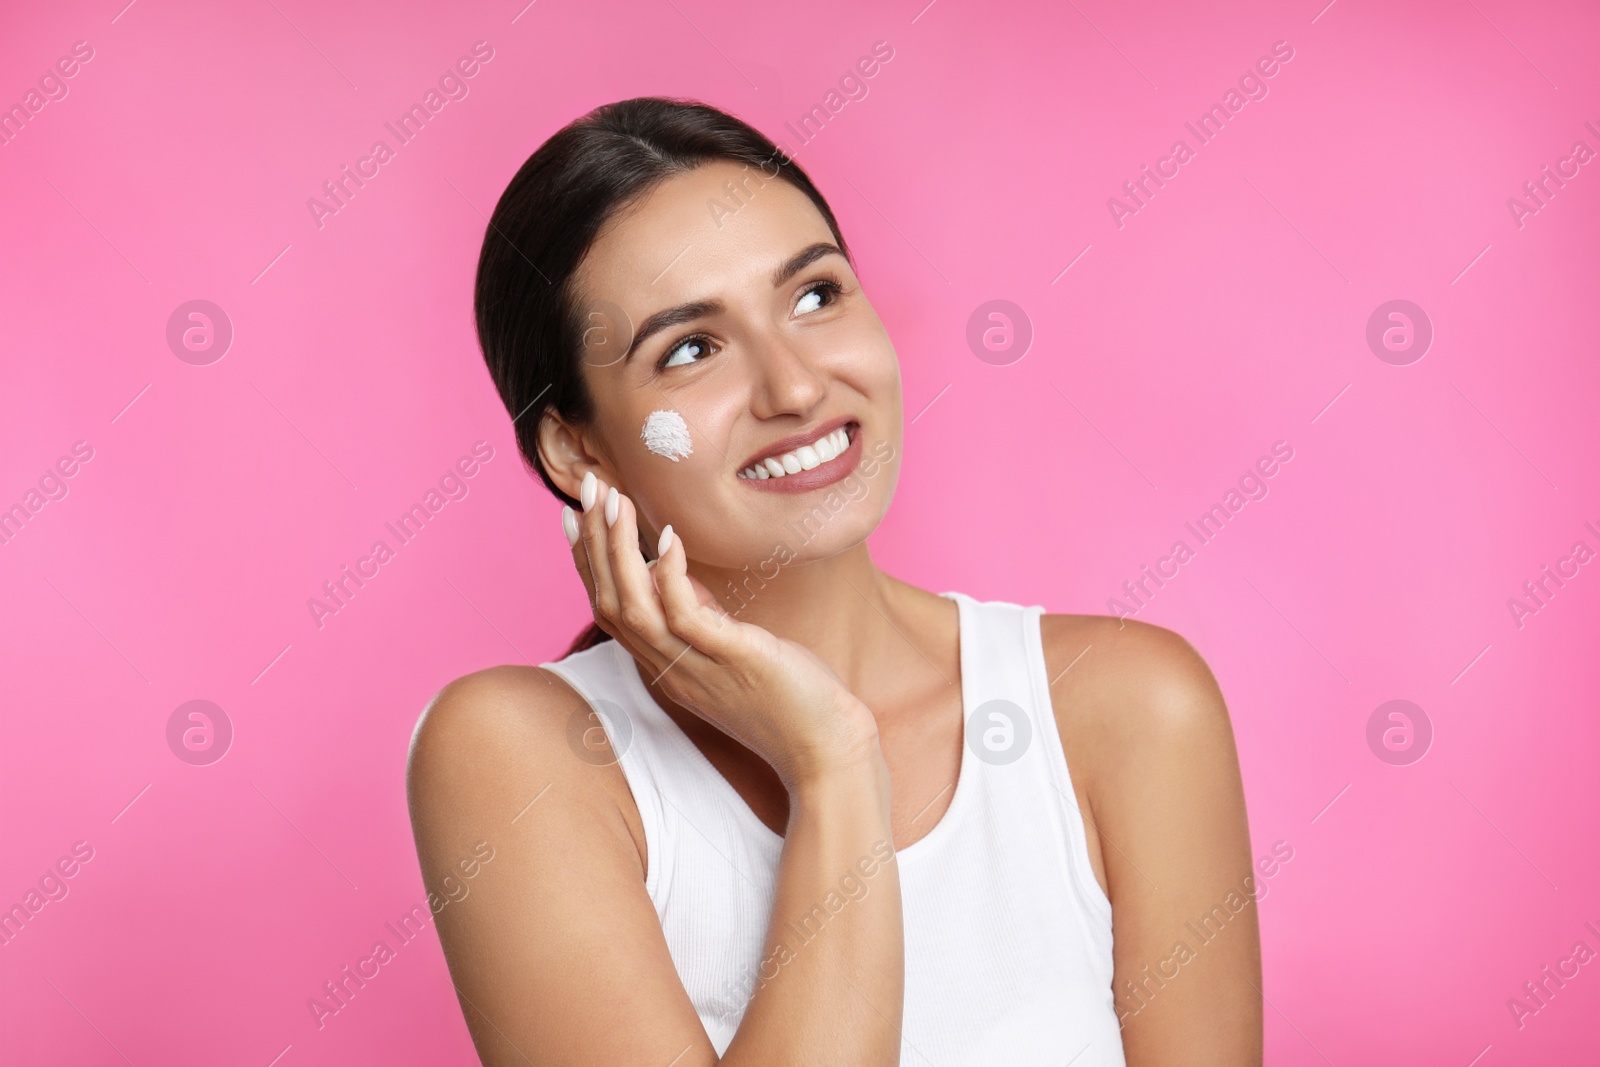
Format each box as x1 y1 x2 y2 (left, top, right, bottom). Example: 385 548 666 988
941 590 1114 932
940 589 1040 713
940 589 1054 781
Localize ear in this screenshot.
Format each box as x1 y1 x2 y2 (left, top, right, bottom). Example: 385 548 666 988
537 410 610 502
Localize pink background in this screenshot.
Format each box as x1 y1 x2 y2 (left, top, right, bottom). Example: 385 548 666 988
3 0 1598 1061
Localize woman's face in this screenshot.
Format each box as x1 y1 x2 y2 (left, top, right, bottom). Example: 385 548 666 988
548 159 903 571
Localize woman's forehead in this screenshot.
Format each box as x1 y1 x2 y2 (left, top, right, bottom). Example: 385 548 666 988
577 164 833 308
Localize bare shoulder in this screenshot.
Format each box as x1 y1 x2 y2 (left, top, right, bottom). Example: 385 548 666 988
1038 613 1234 772
1039 617 1260 1058
1039 613 1224 705
407 664 570 800
1035 613 1238 896
409 665 569 757
403 663 710 1064
406 663 643 878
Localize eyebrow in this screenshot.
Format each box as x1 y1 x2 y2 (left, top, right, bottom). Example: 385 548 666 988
619 242 847 365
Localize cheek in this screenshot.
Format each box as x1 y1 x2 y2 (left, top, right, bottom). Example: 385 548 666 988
640 409 695 461
850 333 902 422
812 315 898 393
853 323 901 390
610 405 727 538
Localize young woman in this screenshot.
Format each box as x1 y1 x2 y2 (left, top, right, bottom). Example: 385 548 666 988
407 96 1262 1066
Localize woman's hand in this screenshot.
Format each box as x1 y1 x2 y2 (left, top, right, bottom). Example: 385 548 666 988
563 471 881 793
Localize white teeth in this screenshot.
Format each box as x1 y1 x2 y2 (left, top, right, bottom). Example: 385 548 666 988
739 426 853 480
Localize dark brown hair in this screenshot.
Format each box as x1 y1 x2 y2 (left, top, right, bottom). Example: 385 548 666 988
472 96 854 657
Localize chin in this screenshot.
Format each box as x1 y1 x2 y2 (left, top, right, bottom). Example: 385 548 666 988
693 500 880 575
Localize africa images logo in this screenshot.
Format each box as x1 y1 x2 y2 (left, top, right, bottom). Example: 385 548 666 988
306 41 495 230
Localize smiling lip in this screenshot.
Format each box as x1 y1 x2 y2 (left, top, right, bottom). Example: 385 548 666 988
736 419 862 494
736 416 857 472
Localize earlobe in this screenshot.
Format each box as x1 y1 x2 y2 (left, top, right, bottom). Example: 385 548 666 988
536 412 587 499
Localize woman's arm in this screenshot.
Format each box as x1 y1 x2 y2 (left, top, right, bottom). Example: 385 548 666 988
1046 616 1263 1066
406 664 905 1067
724 745 904 1065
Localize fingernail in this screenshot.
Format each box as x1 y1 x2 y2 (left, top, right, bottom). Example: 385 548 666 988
604 486 620 527
658 524 674 557
580 471 597 511
562 505 579 546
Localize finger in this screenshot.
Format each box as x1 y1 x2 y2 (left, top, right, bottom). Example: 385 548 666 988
568 474 603 612
578 474 623 636
653 524 743 660
572 478 671 674
606 491 685 663
565 502 599 614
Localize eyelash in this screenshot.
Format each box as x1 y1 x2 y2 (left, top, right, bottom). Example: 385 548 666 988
655 276 846 372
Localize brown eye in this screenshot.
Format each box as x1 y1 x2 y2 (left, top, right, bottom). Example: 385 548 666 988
796 278 843 315
659 334 716 371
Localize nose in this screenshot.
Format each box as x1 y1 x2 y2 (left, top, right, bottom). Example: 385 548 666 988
747 330 826 419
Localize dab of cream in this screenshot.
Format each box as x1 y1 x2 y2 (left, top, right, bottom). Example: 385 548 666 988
641 409 694 462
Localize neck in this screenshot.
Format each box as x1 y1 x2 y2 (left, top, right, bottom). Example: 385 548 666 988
685 541 933 705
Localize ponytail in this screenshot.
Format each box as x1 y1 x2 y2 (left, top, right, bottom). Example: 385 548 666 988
562 620 612 657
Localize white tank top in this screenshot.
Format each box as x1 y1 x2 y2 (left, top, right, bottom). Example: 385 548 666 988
539 590 1126 1065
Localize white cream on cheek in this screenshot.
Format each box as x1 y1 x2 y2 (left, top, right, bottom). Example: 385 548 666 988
640 409 694 461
